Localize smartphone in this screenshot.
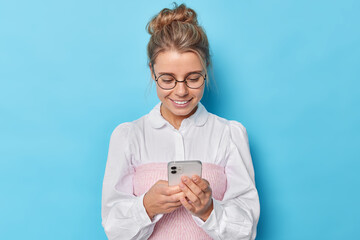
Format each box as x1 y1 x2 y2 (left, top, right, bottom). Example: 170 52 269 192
168 160 202 186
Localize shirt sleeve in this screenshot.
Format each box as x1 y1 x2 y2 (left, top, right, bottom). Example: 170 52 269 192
192 121 260 240
101 123 163 240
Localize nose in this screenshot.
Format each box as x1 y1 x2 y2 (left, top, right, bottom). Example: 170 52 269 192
174 81 189 97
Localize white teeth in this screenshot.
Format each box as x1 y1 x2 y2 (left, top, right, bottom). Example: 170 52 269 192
174 100 189 105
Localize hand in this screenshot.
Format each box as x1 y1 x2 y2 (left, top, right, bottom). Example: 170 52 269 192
179 175 213 221
143 180 185 219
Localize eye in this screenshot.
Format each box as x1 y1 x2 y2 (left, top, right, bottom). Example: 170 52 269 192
159 75 175 83
186 73 202 81
162 79 174 82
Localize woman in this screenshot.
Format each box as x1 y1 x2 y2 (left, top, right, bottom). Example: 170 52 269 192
102 3 260 240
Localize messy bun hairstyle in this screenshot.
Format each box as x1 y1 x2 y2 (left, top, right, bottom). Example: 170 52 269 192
146 3 211 80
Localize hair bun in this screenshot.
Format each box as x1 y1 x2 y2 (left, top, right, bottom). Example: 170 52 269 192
147 3 198 34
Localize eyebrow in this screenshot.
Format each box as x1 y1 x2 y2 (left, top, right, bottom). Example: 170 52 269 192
158 70 204 75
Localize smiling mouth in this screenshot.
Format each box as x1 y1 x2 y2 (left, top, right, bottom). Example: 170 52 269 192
170 98 192 105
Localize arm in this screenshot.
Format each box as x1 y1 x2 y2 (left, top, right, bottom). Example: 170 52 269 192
191 122 260 240
101 123 162 240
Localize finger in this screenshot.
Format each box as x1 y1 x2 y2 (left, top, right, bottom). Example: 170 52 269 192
165 191 185 203
191 175 208 191
189 177 212 203
180 196 194 212
162 185 182 196
191 175 201 182
165 201 183 208
182 176 204 197
164 205 182 214
179 181 201 207
195 178 212 193
155 180 182 194
156 180 168 185
170 191 186 202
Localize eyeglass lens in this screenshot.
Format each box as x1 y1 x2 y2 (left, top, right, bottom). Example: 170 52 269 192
157 73 204 89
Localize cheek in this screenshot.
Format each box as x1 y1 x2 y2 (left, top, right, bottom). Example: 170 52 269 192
194 87 205 99
156 87 169 100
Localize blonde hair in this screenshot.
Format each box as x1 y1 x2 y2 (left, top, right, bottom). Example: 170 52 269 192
146 3 211 83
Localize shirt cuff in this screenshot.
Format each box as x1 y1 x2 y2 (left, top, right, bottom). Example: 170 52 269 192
134 193 163 227
192 198 220 230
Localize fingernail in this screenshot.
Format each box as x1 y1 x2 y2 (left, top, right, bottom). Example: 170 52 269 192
192 176 197 182
183 177 188 183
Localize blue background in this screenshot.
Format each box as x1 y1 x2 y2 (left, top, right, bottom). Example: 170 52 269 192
1 0 359 239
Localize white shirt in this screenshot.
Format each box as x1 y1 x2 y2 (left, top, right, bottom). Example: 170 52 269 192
102 103 260 240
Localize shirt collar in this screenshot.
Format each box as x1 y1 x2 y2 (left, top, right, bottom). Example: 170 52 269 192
148 102 209 129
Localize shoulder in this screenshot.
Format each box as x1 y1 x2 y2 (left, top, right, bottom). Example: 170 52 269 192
110 113 150 140
110 122 133 142
228 120 248 140
204 113 250 149
207 113 248 138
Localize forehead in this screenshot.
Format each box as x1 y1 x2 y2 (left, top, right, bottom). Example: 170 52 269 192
154 50 203 75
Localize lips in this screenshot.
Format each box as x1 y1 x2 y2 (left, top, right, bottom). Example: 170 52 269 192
169 98 192 107
173 100 190 105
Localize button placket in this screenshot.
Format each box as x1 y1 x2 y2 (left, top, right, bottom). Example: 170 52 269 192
174 131 185 161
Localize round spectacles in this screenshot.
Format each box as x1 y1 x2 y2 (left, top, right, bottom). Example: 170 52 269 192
152 67 206 90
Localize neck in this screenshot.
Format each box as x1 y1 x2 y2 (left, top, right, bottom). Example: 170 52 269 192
160 104 198 130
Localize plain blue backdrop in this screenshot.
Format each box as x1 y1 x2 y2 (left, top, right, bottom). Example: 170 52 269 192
1 0 359 239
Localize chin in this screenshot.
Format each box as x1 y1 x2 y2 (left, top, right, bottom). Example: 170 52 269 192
170 105 197 117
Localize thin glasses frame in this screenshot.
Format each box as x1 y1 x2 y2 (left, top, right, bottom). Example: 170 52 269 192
151 64 206 90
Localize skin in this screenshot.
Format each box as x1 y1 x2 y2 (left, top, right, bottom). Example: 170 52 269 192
143 50 213 222
179 175 213 221
151 50 205 130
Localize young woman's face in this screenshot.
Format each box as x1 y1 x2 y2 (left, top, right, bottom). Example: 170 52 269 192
151 50 205 123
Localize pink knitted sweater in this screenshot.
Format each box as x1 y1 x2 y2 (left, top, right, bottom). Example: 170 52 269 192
133 162 227 240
